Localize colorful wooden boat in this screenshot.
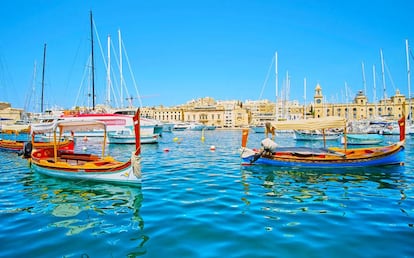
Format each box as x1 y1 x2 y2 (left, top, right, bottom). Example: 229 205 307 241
0 124 74 154
240 116 405 168
29 109 142 185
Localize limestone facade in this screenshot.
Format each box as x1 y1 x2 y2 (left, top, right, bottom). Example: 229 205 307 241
141 85 411 127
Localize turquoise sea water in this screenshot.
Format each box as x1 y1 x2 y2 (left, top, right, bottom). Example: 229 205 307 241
1 130 413 258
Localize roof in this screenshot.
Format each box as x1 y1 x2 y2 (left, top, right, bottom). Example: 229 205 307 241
271 117 347 130
31 119 107 134
1 124 30 132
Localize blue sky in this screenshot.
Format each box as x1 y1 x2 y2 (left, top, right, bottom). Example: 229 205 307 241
1 0 414 112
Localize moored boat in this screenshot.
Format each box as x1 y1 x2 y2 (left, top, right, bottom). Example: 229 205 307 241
250 124 266 133
173 122 190 131
293 129 342 141
0 124 74 155
107 126 158 144
341 134 384 145
29 109 142 185
240 115 405 168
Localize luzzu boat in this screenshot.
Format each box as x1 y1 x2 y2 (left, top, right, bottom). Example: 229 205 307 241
240 115 405 168
29 109 142 185
0 124 74 155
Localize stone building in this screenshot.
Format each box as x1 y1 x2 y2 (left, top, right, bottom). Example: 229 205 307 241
141 97 249 128
0 102 23 124
136 84 412 129
310 84 409 121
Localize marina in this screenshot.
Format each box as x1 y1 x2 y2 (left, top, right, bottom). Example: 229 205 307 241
1 129 413 257
1 2 414 257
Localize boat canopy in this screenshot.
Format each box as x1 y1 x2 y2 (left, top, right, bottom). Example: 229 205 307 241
1 124 30 132
271 117 347 131
31 119 107 134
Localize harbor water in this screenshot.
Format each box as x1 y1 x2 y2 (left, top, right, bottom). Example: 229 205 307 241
1 130 413 257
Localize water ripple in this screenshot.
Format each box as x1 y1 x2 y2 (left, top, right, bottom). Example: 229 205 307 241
1 131 414 257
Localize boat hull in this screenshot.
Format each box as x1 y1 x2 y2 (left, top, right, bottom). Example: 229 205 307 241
30 157 141 185
342 134 384 145
294 130 341 141
107 126 158 144
107 134 158 144
0 139 74 153
250 126 266 133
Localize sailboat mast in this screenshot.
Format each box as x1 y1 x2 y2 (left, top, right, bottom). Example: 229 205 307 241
119 29 124 108
107 34 111 107
361 61 367 95
373 65 377 117
90 10 95 110
361 61 367 118
304 77 307 119
41 43 46 113
380 49 388 117
275 51 278 120
406 39 411 120
345 82 348 119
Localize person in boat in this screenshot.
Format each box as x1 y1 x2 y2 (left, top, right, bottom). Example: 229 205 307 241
265 122 276 139
249 138 278 163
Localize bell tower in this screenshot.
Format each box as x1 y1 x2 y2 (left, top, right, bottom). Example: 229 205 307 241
314 83 323 106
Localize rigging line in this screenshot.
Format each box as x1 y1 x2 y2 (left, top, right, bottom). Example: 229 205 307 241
104 52 119 108
259 55 275 100
121 39 142 107
92 18 109 72
91 17 110 106
108 36 133 108
64 37 84 100
108 41 122 108
384 61 396 92
74 55 91 107
24 61 37 113
410 48 414 61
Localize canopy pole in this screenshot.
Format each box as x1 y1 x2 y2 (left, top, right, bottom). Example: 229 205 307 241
53 130 57 163
241 128 249 148
322 129 326 148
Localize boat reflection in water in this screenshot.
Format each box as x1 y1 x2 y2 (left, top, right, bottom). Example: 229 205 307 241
240 164 407 214
23 173 148 256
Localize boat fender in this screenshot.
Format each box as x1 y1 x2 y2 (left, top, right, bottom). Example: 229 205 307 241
19 141 32 158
